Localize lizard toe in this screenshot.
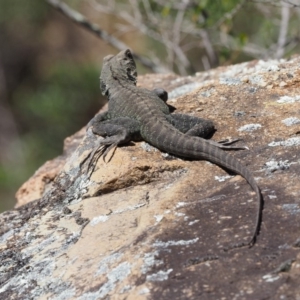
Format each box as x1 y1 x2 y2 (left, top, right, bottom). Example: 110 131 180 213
102 143 118 163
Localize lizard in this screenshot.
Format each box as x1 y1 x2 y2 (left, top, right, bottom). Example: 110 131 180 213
85 49 263 249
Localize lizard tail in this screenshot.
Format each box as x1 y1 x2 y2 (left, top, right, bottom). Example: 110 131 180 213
161 134 263 248
202 147 263 248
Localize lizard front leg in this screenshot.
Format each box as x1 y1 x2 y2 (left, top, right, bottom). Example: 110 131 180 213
153 88 168 102
92 117 141 160
167 114 245 150
86 111 110 130
153 88 177 113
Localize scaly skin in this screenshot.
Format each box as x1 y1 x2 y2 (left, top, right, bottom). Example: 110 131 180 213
87 49 263 249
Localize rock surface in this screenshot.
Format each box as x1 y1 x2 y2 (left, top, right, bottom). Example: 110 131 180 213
1 57 300 299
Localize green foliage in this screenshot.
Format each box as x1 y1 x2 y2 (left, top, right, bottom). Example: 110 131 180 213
219 47 232 64
197 0 241 26
161 5 171 17
257 19 277 46
0 62 102 211
153 0 242 27
14 63 101 155
238 33 248 46
0 0 48 25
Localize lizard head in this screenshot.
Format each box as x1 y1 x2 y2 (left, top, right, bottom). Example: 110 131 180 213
100 49 137 96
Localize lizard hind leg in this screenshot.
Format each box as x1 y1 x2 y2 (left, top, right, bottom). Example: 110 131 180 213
153 88 168 102
168 114 247 150
184 122 244 150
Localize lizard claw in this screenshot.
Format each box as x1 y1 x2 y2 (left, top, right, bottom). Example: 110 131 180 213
102 143 118 163
218 138 242 145
211 138 248 150
82 138 119 177
87 144 105 171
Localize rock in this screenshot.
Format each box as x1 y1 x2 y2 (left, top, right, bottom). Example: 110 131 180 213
1 56 300 299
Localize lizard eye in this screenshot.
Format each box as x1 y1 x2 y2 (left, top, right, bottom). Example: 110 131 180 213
125 49 133 59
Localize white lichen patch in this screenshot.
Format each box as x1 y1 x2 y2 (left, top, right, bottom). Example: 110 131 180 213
119 285 131 294
80 262 132 300
263 62 281 72
252 59 281 72
282 117 300 126
140 142 157 152
262 274 280 283
214 175 233 182
219 77 241 85
199 194 227 204
263 160 290 172
24 234 58 256
68 175 92 204
0 203 93 299
200 88 215 97
0 229 14 244
107 262 132 283
249 75 267 86
154 215 164 223
52 288 76 300
174 212 185 217
188 220 199 226
113 203 146 214
153 237 199 248
176 202 187 208
95 253 123 276
141 251 163 274
146 269 173 282
139 287 150 294
238 124 262 132
168 82 201 99
282 204 300 215
268 137 300 147
277 95 300 103
90 215 110 226
0 256 72 299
